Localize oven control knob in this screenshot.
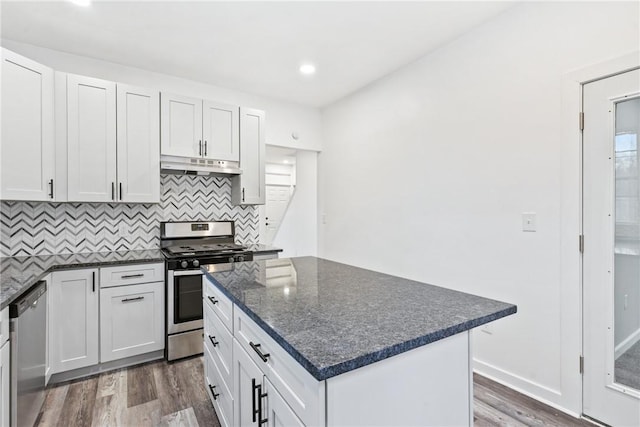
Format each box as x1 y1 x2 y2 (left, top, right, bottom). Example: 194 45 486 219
229 257 235 263
192 259 200 268
180 260 189 269
237 255 245 262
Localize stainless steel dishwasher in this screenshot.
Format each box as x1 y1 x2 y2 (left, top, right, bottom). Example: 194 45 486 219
10 280 46 427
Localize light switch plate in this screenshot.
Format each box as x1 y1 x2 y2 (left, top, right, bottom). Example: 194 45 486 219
522 212 537 232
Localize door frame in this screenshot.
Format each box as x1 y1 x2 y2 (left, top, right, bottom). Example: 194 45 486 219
560 50 640 416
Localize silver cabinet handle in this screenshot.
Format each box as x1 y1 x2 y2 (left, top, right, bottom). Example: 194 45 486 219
119 182 123 201
121 273 144 279
111 182 115 200
204 140 207 156
242 188 245 202
199 140 202 156
122 296 144 303
48 179 54 199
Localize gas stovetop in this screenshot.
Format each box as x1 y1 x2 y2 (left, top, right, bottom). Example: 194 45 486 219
163 242 246 257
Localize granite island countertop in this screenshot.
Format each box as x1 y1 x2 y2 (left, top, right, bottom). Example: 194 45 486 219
203 256 517 381
0 249 166 309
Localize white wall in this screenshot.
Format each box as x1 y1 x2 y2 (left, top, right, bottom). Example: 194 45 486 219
0 39 323 152
319 1 639 416
272 150 318 258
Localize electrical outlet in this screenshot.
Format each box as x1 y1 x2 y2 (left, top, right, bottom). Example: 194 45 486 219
322 213 327 224
522 212 537 232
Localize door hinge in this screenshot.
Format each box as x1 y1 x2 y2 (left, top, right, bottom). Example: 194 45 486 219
579 235 584 253
579 356 584 374
579 112 584 131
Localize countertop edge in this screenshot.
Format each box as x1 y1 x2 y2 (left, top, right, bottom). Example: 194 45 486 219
1 254 165 310
204 270 517 381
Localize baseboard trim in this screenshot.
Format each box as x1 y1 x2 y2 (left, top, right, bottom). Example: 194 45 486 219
473 359 581 419
615 328 640 359
48 350 164 385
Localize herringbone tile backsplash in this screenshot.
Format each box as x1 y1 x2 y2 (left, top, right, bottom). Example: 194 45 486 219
0 175 258 257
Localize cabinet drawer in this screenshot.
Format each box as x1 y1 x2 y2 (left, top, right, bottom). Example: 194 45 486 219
204 302 233 388
203 276 233 333
0 307 8 345
100 263 164 288
205 342 233 427
234 308 323 426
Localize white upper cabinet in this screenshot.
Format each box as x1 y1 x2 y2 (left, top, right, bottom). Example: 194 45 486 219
232 107 265 205
63 74 160 203
161 93 240 162
1 48 55 201
67 74 117 202
117 84 160 203
203 101 239 161
160 93 203 157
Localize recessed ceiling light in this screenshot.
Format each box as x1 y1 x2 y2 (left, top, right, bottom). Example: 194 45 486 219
299 63 316 75
68 0 91 6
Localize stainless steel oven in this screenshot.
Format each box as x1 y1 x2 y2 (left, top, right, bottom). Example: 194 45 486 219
162 220 252 361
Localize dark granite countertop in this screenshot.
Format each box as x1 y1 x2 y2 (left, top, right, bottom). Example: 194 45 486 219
245 244 282 254
204 256 517 381
0 250 165 310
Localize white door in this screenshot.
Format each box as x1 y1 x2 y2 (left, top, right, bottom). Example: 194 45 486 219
67 74 117 202
265 377 304 427
160 93 202 158
234 340 265 427
232 108 265 205
203 101 239 161
583 68 640 427
264 185 292 245
116 84 160 203
0 48 55 201
50 269 99 373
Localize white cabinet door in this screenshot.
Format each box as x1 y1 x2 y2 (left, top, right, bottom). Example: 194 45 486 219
1 48 55 201
234 340 265 427
67 74 117 202
232 108 265 205
265 377 305 427
0 340 9 427
50 269 99 373
100 281 164 362
202 101 239 161
116 84 160 203
160 93 202 157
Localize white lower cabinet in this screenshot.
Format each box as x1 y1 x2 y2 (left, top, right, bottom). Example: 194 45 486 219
49 263 166 377
205 341 233 427
265 376 305 427
204 276 316 427
100 281 164 362
50 269 99 373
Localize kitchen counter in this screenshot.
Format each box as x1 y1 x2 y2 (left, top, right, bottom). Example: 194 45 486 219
203 256 516 381
0 249 165 309
245 244 282 255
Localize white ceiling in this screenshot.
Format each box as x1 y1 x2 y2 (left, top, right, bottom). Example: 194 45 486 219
1 1 515 108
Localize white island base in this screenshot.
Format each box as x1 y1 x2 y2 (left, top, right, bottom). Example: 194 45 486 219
326 331 472 427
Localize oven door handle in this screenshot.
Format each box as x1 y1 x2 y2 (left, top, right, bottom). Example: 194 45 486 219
171 270 204 277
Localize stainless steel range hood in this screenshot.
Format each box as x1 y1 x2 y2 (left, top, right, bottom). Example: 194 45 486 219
161 155 242 176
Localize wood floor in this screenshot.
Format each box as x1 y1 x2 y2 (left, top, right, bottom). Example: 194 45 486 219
37 357 596 427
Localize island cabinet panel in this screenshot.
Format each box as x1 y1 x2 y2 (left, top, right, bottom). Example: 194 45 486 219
204 278 233 332
204 301 234 388
326 331 472 427
233 308 324 426
265 376 305 427
206 341 233 427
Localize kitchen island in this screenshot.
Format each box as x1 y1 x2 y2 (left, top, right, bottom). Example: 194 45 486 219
203 256 516 427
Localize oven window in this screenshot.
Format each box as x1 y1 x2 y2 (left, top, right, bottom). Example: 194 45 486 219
174 274 203 323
